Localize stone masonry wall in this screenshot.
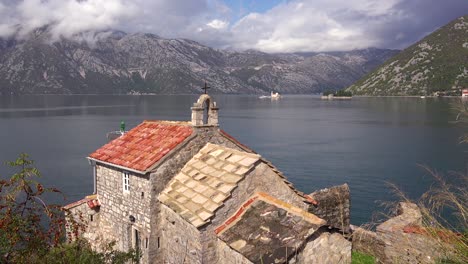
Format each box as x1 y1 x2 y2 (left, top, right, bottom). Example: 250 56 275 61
160 204 203 264
200 162 309 264
308 184 350 232
96 164 152 262
215 238 253 264
293 231 352 264
66 201 100 245
149 127 248 263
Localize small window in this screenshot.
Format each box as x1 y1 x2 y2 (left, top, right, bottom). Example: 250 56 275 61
123 172 130 192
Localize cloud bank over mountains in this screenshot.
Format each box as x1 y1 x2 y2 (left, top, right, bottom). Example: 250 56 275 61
0 0 465 52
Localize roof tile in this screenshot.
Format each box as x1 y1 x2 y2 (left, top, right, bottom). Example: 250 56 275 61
158 143 261 228
89 121 193 172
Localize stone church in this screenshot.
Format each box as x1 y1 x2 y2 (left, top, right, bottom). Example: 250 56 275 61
65 94 351 263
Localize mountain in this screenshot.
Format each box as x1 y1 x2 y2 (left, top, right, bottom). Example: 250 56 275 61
0 30 398 95
347 15 468 96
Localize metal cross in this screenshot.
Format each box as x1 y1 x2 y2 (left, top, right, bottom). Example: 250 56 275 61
202 82 210 94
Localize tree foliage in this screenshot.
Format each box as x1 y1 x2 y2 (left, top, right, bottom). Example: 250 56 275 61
0 154 139 263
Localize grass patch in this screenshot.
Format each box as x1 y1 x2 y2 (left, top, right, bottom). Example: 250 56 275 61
352 251 375 264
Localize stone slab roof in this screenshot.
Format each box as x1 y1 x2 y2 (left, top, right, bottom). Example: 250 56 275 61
158 143 261 228
220 130 317 205
89 121 193 173
216 192 326 264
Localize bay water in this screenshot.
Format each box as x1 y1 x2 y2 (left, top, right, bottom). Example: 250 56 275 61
0 95 466 225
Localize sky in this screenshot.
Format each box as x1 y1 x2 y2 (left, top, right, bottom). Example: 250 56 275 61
0 0 466 52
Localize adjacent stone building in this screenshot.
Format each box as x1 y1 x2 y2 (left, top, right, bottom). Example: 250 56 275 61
65 94 351 263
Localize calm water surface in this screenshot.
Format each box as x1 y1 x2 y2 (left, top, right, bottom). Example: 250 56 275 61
0 95 466 224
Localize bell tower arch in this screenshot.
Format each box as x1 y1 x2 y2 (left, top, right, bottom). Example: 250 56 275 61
191 94 219 127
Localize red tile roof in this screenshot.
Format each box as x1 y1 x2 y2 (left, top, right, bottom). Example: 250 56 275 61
89 121 193 172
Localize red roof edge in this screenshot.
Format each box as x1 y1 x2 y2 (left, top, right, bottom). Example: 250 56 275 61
63 198 88 210
63 195 100 210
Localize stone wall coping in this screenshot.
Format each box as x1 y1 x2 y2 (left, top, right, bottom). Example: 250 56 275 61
63 194 98 210
377 202 422 233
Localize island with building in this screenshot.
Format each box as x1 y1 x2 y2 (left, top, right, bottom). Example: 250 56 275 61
321 90 353 100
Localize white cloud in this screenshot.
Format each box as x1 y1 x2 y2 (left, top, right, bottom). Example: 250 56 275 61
0 0 465 52
226 0 399 52
207 19 229 30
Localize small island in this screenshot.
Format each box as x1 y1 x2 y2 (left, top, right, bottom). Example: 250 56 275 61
321 90 353 100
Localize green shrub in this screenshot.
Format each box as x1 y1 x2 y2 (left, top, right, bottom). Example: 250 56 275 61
352 251 375 264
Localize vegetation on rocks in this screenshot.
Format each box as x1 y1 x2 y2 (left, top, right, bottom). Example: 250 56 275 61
351 251 375 264
347 15 468 96
0 154 139 263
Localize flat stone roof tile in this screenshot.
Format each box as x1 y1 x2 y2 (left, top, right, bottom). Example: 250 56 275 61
185 180 198 188
218 183 236 194
192 194 208 204
206 158 217 165
193 183 209 194
204 200 220 212
223 164 238 173
183 189 196 198
227 154 244 163
213 161 225 169
191 161 207 170
192 218 206 228
159 143 261 228
209 149 224 157
193 173 207 181
212 193 226 204
198 210 212 221
185 201 202 213
223 173 242 184
200 166 216 175
203 187 218 199
238 157 258 167
234 167 250 176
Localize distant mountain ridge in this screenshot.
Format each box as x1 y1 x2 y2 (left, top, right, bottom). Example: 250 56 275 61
347 15 468 96
0 29 398 95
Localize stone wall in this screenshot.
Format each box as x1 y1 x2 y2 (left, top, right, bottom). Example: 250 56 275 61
65 200 100 244
293 230 352 264
308 184 350 232
159 204 203 264
199 161 309 263
215 238 253 264
352 202 454 263
148 127 248 263
96 164 152 262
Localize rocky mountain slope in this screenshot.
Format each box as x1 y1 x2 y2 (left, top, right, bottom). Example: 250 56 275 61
0 29 398 95
347 15 468 96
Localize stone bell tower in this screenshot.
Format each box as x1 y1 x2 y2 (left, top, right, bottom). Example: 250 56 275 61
191 82 219 127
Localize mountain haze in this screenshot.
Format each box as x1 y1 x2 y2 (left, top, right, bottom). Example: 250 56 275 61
347 15 468 96
0 29 398 95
